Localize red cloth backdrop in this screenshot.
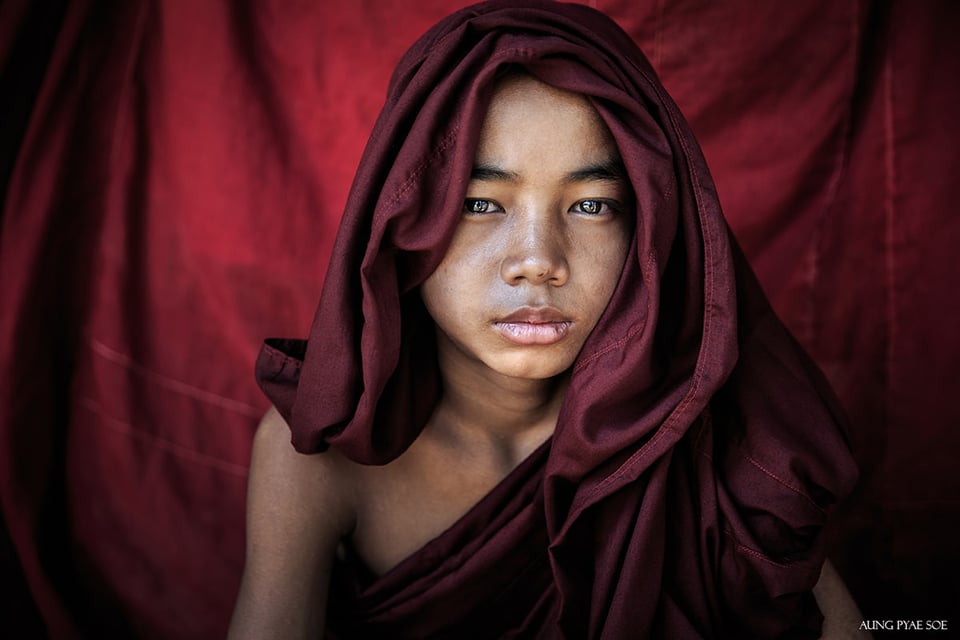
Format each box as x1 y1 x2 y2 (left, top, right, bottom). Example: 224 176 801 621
1 1 957 637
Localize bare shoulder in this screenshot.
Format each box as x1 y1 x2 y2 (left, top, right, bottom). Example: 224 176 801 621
245 406 356 537
815 560 872 639
228 407 356 639
251 407 356 502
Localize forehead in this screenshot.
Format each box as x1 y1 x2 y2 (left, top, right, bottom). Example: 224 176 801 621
476 74 619 163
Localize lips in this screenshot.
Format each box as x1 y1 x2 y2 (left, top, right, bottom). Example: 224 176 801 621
494 306 572 345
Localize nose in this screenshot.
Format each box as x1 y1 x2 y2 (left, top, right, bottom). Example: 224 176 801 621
499 214 569 287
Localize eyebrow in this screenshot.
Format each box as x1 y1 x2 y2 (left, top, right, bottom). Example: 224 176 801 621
469 159 627 184
562 159 627 185
470 165 520 182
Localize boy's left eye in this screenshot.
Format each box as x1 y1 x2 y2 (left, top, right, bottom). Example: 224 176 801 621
572 199 610 215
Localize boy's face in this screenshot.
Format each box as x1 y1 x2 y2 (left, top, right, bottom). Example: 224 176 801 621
421 74 633 382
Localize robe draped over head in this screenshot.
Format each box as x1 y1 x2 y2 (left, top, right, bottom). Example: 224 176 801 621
254 0 859 637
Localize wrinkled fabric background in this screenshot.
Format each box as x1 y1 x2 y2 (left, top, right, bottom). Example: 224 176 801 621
1 1 957 637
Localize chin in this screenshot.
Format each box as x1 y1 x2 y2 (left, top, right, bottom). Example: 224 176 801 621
493 354 575 381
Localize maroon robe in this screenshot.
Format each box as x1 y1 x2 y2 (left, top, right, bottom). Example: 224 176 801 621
254 1 858 637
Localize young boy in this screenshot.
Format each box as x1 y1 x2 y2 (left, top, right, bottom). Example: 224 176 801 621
230 2 864 637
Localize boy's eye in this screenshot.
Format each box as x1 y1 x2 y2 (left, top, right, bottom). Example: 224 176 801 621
463 198 499 214
572 199 611 215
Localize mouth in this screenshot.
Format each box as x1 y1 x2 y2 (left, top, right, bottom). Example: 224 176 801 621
494 307 573 346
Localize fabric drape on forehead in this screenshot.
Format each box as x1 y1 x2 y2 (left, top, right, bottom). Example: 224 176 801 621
255 0 858 637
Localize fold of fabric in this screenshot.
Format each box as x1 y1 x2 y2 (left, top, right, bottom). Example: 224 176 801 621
254 1 858 636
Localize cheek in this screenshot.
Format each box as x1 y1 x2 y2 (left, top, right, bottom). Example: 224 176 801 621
581 228 632 301
420 256 486 330
420 268 457 325
608 235 633 288
424 229 499 298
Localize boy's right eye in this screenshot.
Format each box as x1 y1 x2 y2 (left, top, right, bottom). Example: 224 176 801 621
463 198 500 214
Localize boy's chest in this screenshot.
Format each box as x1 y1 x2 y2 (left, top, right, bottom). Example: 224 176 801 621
346 441 510 577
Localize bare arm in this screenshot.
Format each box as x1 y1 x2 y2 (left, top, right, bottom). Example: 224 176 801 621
815 560 872 639
229 408 354 640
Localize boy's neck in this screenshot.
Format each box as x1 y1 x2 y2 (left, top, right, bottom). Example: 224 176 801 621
427 345 567 467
